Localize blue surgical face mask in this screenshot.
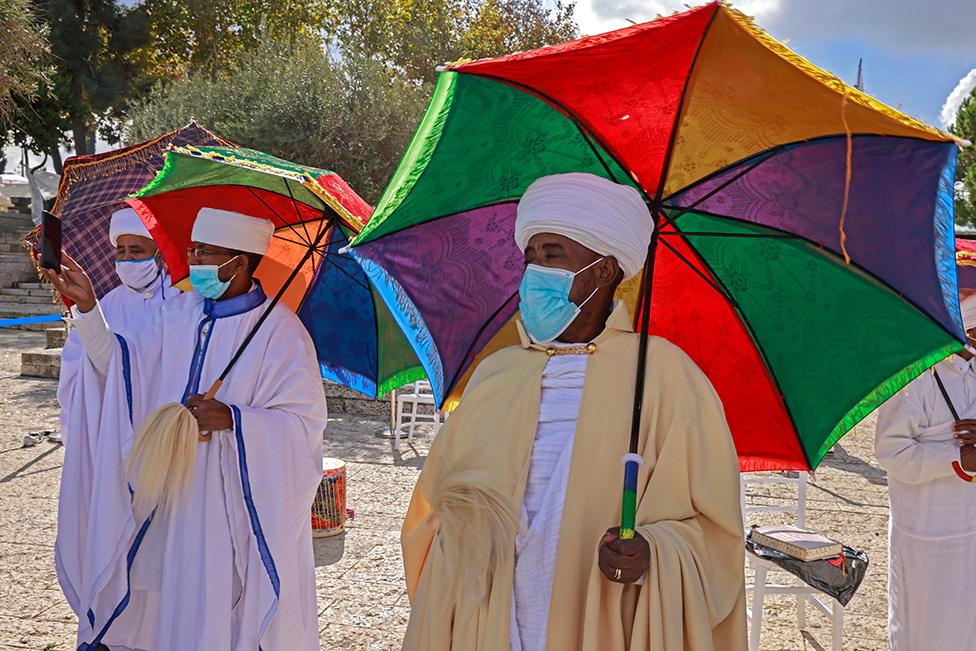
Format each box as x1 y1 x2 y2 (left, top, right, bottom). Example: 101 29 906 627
115 255 160 292
518 257 603 343
189 257 239 300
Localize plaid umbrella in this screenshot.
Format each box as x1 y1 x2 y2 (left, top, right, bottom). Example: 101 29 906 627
25 122 233 298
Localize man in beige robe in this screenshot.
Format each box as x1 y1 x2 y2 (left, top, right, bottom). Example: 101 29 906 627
401 173 746 650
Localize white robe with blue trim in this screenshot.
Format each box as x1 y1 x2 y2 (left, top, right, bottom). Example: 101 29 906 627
57 285 327 651
55 273 176 622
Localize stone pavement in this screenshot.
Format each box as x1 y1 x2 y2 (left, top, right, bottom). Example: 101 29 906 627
0 327 894 650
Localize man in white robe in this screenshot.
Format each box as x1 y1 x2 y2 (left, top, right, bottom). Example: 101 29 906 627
58 207 176 442
875 290 976 651
48 207 327 651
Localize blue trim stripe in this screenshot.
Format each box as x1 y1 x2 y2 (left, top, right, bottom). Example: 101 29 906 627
181 316 214 403
231 406 280 597
115 335 133 425
79 516 153 651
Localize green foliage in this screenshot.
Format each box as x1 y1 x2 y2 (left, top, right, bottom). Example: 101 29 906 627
950 89 976 228
126 38 428 203
138 0 333 77
328 0 577 82
0 0 51 128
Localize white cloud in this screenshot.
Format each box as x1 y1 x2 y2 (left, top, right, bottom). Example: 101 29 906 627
575 0 976 57
940 68 976 127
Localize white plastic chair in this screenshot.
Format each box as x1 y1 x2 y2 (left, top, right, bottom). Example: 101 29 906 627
741 471 843 651
393 381 445 450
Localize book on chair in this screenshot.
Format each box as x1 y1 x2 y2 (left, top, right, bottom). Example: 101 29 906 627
750 525 842 562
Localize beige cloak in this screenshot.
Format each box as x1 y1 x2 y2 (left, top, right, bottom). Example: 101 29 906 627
402 303 746 650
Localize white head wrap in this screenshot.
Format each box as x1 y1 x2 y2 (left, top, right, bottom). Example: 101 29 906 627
109 207 152 246
191 207 274 255
514 173 653 279
960 292 976 332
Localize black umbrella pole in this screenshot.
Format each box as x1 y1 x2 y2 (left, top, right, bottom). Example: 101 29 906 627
618 229 659 540
203 216 335 400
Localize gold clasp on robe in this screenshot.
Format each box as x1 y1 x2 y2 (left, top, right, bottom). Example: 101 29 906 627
545 343 597 357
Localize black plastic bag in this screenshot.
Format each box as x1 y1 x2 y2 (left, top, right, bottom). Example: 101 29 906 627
745 528 869 607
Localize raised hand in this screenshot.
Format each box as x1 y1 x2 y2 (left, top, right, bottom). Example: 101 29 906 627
43 252 96 313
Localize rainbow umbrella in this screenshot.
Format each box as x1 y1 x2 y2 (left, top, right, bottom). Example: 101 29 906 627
128 145 424 397
348 2 966 536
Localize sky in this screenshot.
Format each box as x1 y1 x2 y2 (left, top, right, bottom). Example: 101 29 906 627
574 0 976 129
6 0 976 175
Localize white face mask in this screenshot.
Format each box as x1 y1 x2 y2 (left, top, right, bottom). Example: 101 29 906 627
115 256 161 292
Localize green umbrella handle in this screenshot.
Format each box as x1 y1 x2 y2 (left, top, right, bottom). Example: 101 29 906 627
619 453 643 539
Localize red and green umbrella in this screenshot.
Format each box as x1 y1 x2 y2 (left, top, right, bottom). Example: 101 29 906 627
349 0 965 492
128 145 424 397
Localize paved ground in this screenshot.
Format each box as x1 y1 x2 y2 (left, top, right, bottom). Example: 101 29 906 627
0 328 893 650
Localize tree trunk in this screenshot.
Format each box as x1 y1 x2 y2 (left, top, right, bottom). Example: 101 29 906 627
69 74 93 156
49 148 64 175
72 121 93 156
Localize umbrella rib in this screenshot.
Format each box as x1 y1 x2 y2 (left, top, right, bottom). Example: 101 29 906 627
353 198 518 245
658 149 781 222
282 176 315 247
319 253 371 292
273 234 323 248
656 211 814 469
244 186 312 246
658 230 796 239
655 236 736 304
666 206 967 344
441 291 521 405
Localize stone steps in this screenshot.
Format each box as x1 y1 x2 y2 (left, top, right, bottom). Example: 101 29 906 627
0 286 54 297
0 241 28 252
0 218 36 238
0 292 58 305
21 349 60 378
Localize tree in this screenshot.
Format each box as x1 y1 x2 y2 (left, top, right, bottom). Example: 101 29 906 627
138 0 334 77
126 38 428 203
40 0 157 155
0 0 51 129
951 89 976 228
127 0 578 201
328 0 577 82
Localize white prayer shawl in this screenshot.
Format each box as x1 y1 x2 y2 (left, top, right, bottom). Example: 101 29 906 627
55 273 175 620
875 354 976 651
510 351 588 651
56 284 327 651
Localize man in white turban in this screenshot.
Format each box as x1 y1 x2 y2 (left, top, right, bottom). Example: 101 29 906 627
46 207 327 650
876 258 976 651
401 173 746 650
58 207 176 446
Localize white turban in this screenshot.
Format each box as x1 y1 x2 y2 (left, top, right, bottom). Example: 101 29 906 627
961 292 976 332
109 207 152 246
515 173 653 279
191 207 274 255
